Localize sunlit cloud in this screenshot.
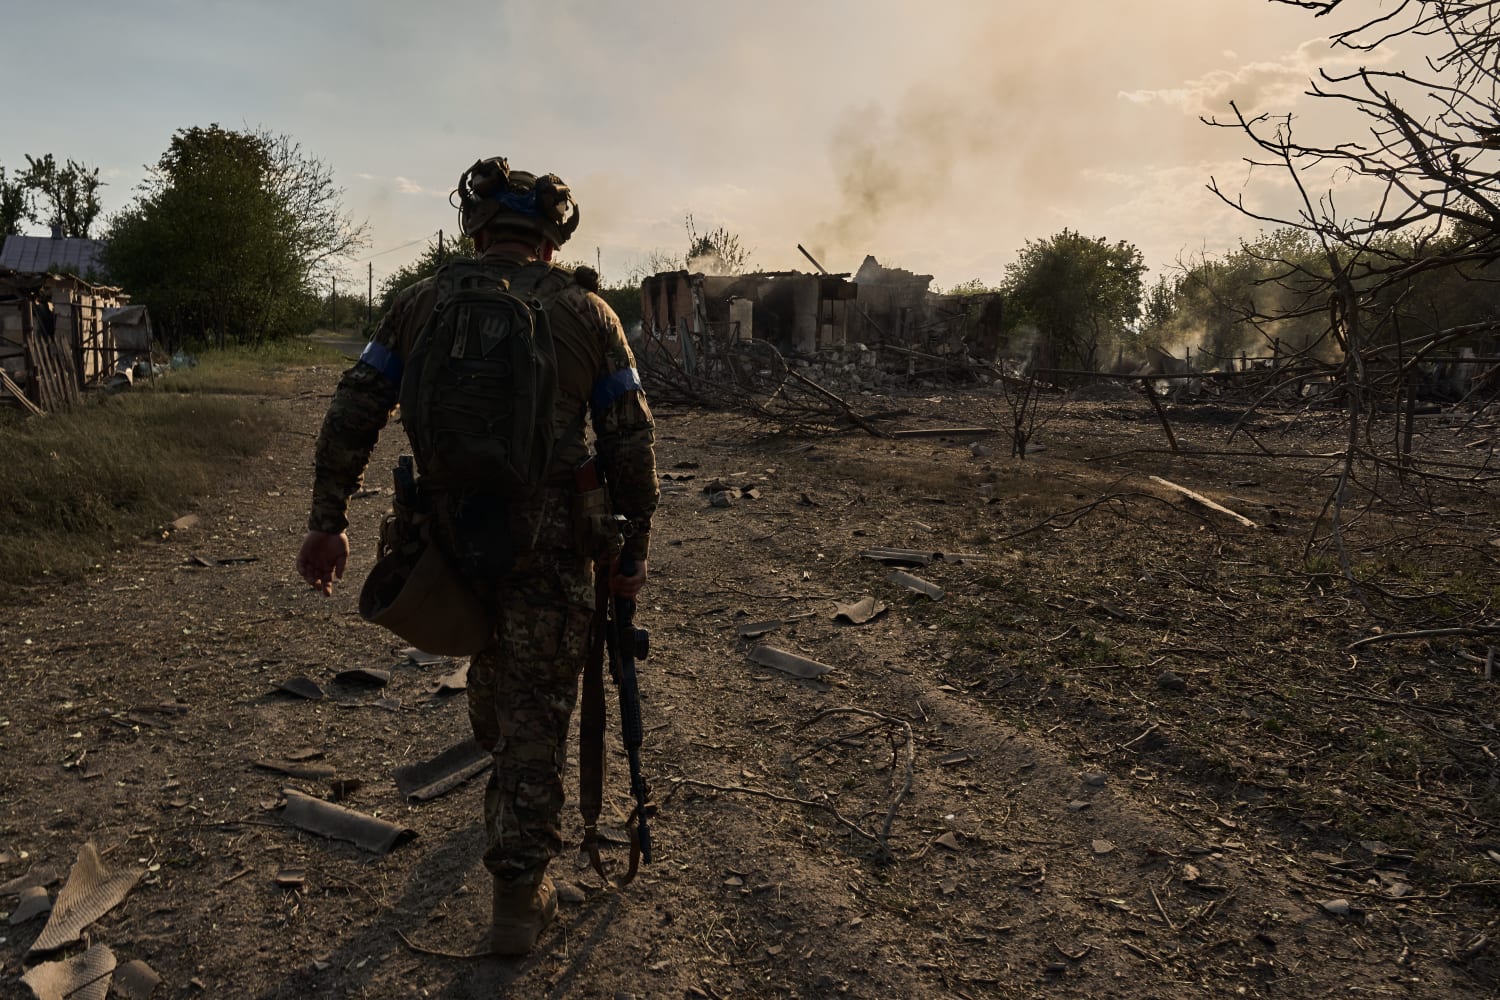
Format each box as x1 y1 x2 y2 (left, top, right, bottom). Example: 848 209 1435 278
1118 38 1394 118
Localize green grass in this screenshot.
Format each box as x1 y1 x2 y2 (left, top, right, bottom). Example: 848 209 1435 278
147 338 349 395
0 342 317 598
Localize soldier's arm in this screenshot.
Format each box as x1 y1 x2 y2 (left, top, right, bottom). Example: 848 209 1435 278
582 293 659 563
306 288 416 534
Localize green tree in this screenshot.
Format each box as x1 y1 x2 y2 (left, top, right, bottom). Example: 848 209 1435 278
373 233 477 318
104 124 365 349
22 154 103 237
1001 229 1145 370
0 165 33 236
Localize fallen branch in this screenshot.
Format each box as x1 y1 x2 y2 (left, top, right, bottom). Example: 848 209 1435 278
802 707 917 857
1347 625 1500 650
668 778 881 847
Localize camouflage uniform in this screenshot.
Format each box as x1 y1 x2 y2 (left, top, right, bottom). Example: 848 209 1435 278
308 252 658 888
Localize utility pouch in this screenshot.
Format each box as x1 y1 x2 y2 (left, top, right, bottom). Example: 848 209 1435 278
360 456 492 656
572 457 619 560
378 455 428 560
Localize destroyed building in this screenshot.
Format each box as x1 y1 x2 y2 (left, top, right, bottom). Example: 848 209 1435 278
637 255 1004 381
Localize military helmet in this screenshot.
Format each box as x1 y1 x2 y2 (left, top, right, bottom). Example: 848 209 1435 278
453 156 580 247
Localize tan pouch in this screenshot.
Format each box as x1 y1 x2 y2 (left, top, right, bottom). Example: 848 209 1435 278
359 543 493 657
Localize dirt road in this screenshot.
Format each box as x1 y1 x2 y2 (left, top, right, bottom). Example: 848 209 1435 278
1 364 1495 998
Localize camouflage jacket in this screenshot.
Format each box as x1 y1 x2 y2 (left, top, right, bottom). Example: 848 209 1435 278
308 252 659 562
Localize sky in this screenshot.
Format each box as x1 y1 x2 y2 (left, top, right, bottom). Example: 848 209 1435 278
0 1 1384 292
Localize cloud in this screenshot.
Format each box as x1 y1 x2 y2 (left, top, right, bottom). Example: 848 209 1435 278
1118 38 1394 118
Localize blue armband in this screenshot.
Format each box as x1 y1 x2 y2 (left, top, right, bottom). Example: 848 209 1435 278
591 367 643 413
358 341 403 384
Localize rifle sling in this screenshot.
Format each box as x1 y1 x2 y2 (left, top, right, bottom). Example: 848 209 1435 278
579 560 641 887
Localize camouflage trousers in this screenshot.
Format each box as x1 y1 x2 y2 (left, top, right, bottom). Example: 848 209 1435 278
448 492 596 888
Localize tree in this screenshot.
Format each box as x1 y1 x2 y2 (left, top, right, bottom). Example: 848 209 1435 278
373 233 477 318
103 124 365 349
22 155 103 238
684 214 751 275
0 165 33 236
1206 0 1500 598
1000 229 1145 370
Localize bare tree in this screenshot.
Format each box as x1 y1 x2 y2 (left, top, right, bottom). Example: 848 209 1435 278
1205 1 1500 612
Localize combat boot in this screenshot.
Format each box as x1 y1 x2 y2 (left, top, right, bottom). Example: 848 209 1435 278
490 874 557 956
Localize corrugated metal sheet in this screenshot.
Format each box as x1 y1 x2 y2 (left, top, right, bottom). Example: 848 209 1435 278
0 235 108 278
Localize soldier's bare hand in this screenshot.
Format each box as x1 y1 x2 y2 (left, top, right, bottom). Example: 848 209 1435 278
297 530 350 595
610 558 647 599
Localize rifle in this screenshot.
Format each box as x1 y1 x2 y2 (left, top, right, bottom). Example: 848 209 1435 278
576 460 653 884
604 553 653 868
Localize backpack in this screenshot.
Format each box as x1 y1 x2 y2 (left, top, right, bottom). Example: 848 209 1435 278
399 259 569 495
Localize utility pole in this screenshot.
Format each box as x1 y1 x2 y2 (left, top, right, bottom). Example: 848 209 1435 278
437 229 443 259
367 262 373 329
331 276 337 331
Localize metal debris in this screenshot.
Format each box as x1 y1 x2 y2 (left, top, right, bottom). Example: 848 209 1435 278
433 663 469 695
29 842 143 956
21 941 116 1000
747 645 833 679
394 739 492 802
888 571 944 601
1 869 59 897
278 788 416 854
253 759 337 780
111 959 162 1000
399 647 449 667
274 868 307 889
735 619 782 639
8 885 51 924
275 676 324 700
859 548 935 567
833 597 887 625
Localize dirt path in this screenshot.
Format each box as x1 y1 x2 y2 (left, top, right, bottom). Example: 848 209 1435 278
1 365 1495 998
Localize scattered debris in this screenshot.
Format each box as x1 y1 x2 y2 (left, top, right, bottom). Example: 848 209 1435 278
21 941 116 1000
8 885 51 924
253 759 337 781
833 597 887 625
433 663 469 695
399 648 449 667
111 959 162 1000
888 571 944 601
934 832 962 852
937 752 973 767
170 514 200 532
747 645 834 679
275 677 324 701
1156 670 1188 692
1092 839 1117 856
735 619 782 639
29 842 143 956
1148 475 1257 528
277 788 416 854
1 869 59 897
859 548 935 567
274 868 307 890
394 738 492 802
1321 898 1353 917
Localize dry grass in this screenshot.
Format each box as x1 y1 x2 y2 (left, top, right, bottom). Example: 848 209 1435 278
0 340 344 596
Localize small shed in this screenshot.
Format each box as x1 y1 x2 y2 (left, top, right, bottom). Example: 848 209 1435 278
0 268 132 412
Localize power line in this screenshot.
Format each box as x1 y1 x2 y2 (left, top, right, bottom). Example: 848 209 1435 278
358 232 438 263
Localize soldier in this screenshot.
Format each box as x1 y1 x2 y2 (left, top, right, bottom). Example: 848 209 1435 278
295 156 659 955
